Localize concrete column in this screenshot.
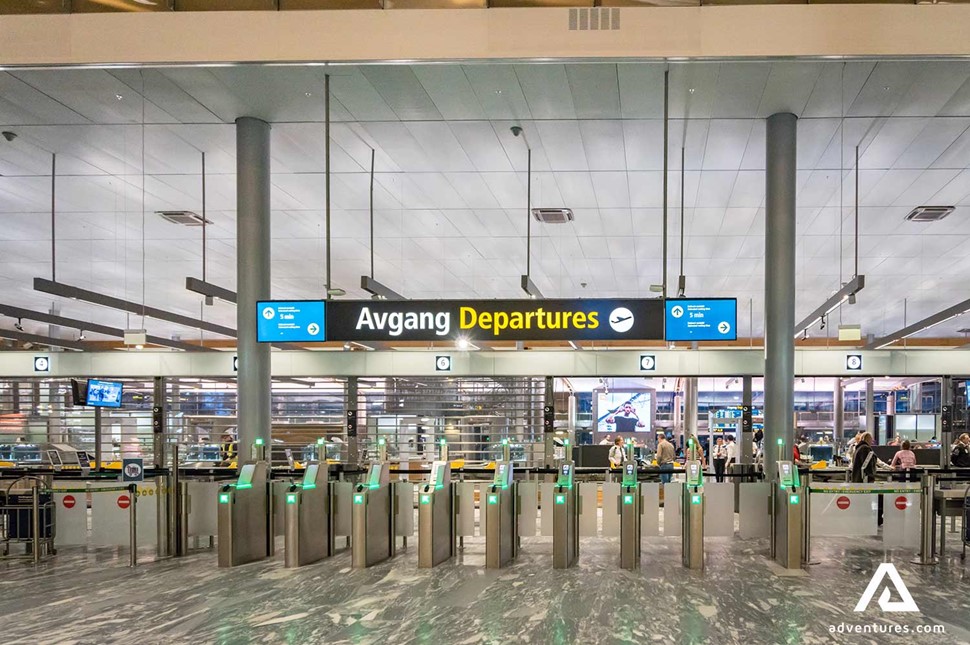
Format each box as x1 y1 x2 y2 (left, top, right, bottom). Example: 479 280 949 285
764 112 797 480
834 379 844 449
235 117 272 464
685 377 698 443
741 376 753 463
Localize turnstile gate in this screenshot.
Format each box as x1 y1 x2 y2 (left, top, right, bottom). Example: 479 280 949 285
352 462 395 568
618 461 641 569
485 461 517 569
682 460 704 570
218 461 271 567
418 461 455 568
552 461 579 569
284 462 332 567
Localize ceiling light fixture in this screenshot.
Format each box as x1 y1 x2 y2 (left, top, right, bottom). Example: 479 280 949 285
865 296 970 350
361 276 404 301
0 328 83 351
185 277 237 304
14 318 23 331
793 275 865 339
521 275 543 300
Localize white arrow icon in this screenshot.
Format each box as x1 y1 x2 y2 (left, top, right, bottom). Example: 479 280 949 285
718 321 731 335
307 323 320 336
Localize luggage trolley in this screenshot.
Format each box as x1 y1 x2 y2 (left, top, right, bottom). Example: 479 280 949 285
1 476 55 560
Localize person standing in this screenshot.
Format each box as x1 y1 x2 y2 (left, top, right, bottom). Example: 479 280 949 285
726 435 738 471
608 437 625 469
686 434 704 463
712 437 728 483
851 432 877 483
951 433 970 468
656 433 675 484
890 440 917 482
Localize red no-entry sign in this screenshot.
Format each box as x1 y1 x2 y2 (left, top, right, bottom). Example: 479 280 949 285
895 496 909 511
836 496 851 510
117 494 131 509
62 495 76 509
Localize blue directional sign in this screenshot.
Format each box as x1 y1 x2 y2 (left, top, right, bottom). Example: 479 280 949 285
664 298 737 342
257 300 326 343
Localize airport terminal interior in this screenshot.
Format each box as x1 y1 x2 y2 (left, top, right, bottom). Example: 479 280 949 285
3 2 970 643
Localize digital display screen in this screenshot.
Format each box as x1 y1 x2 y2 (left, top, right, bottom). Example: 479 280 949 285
664 298 738 342
238 464 256 487
562 464 571 475
303 464 319 487
85 379 123 408
597 391 651 433
257 300 326 343
626 464 635 475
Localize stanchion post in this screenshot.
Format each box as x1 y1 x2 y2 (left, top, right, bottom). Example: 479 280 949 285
913 472 938 566
31 484 41 565
129 483 138 568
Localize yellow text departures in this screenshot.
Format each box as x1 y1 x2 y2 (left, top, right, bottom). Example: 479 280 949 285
459 306 599 336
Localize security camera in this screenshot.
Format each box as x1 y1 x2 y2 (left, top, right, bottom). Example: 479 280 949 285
510 126 523 137
1 131 17 142
14 318 24 332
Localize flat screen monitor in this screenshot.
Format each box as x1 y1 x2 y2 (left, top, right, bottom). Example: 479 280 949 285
597 391 651 433
85 379 123 408
70 379 88 406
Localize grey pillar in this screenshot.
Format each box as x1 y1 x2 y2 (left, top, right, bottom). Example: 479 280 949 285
764 112 797 480
834 379 844 449
865 378 875 442
236 117 272 464
685 377 698 443
741 376 753 463
347 378 359 466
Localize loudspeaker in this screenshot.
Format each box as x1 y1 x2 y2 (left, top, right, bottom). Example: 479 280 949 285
741 405 752 433
152 405 164 434
543 404 555 433
942 405 952 433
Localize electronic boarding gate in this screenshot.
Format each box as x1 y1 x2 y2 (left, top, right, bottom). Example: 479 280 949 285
284 462 332 568
418 460 455 568
619 461 641 570
552 461 579 569
682 460 704 571
218 461 272 567
352 461 395 568
771 460 804 569
485 461 518 569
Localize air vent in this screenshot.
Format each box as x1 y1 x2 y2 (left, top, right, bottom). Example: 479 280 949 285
156 210 212 227
532 208 574 224
905 205 955 222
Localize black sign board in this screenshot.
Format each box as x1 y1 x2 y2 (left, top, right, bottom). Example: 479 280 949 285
326 299 663 342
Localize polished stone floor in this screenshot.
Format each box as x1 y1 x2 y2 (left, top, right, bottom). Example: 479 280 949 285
1 534 969 645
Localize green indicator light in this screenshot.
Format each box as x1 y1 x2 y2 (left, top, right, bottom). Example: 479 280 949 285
302 483 316 490
623 494 634 505
691 494 701 505
789 495 800 505
353 494 364 505
317 438 325 445
487 494 498 505
555 494 566 505
219 493 230 504
236 483 252 490
255 438 265 446
776 438 783 445
286 493 297 505
378 437 386 446
439 438 446 445
501 439 508 445
420 494 431 505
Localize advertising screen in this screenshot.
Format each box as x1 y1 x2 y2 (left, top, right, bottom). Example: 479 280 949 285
596 391 651 433
85 379 123 408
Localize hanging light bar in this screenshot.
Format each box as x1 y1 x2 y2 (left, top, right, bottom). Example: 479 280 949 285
521 275 544 300
0 303 210 351
34 277 236 337
360 276 405 301
864 297 970 350
185 277 237 304
793 275 865 339
0 328 84 351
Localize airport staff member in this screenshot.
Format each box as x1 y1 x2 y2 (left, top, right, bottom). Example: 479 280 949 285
220 432 237 465
726 436 738 470
951 433 970 468
608 437 625 468
656 434 675 484
712 437 728 483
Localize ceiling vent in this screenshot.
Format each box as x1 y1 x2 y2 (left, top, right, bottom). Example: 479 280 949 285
905 205 954 222
156 210 212 227
532 208 574 224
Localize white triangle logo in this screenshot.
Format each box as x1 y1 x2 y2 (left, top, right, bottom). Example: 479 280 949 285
853 563 919 613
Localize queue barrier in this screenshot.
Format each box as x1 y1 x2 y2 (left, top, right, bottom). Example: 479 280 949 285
808 482 921 548
49 483 142 567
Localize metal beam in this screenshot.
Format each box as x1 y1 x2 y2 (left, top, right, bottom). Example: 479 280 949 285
520 274 544 299
865 296 970 349
0 303 213 352
185 277 237 304
360 275 405 300
794 274 865 338
0 329 85 351
34 277 236 338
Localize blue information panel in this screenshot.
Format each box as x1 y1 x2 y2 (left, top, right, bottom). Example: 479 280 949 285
664 298 737 341
257 300 326 342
